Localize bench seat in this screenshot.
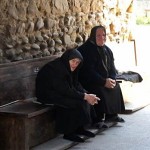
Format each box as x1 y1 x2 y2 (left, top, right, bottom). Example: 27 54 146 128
0 99 56 150
0 55 60 150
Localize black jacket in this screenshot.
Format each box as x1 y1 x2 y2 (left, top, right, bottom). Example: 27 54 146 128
78 40 117 89
36 49 86 107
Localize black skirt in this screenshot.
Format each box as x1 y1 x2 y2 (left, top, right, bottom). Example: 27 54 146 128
54 99 95 134
91 82 125 115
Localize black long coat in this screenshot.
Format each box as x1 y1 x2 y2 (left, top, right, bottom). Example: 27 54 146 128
78 41 125 115
36 49 93 134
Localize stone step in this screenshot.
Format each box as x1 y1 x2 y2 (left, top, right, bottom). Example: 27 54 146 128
31 101 149 150
124 102 149 114
31 122 117 150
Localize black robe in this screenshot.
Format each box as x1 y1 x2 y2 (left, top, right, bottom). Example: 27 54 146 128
78 40 125 115
35 49 93 134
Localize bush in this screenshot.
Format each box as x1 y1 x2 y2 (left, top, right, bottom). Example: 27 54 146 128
136 16 150 25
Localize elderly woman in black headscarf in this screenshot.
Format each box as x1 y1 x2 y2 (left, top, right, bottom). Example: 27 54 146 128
36 48 100 142
78 25 125 126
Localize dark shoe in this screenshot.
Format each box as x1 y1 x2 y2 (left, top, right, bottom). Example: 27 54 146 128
92 114 104 124
114 116 125 122
92 121 109 129
96 122 109 129
76 128 95 137
63 134 85 142
106 116 125 123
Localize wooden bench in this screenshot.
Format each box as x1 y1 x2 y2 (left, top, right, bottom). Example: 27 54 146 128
0 55 59 150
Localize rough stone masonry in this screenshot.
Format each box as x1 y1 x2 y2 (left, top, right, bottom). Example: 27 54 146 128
0 0 134 63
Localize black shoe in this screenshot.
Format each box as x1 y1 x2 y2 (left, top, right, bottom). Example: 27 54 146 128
96 122 109 129
76 128 95 137
92 115 104 124
114 116 125 122
105 116 125 123
63 134 85 143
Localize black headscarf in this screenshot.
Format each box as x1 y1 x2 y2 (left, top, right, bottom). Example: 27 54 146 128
61 48 83 72
88 25 106 45
60 48 83 88
88 25 110 75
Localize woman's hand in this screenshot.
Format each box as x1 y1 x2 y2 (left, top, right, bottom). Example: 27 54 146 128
104 78 116 89
84 93 100 105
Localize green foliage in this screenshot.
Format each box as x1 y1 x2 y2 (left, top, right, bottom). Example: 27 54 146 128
136 16 150 25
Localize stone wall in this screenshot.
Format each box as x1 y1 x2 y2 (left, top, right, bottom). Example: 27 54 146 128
0 0 134 63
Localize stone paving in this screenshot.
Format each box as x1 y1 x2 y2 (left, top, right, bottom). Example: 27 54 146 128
31 104 150 150
69 105 150 150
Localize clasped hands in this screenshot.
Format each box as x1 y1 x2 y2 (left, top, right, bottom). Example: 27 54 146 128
84 93 100 105
105 78 116 89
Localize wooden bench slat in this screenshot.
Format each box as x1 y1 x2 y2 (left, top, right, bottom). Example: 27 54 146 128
0 55 59 106
0 100 53 118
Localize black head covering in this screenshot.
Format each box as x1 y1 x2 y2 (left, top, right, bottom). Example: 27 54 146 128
68 49 83 61
88 25 106 45
60 48 83 87
61 48 83 72
88 26 109 75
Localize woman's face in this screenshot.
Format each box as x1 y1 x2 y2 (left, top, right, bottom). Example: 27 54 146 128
69 58 81 72
96 28 106 46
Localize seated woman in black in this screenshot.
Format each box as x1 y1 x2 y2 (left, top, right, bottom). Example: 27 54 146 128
78 25 125 126
35 48 100 142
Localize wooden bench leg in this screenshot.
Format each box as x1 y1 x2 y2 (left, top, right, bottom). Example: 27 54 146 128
0 116 29 150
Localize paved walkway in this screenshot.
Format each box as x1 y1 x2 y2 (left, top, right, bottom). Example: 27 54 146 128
69 105 150 150
32 105 150 150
